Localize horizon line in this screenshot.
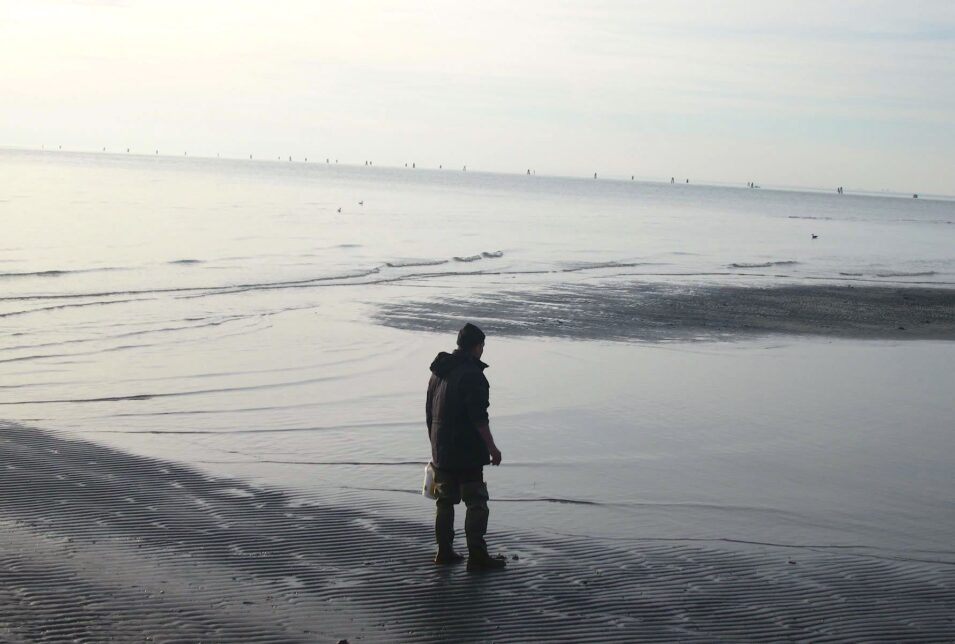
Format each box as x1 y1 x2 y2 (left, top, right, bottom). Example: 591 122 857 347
3 144 951 202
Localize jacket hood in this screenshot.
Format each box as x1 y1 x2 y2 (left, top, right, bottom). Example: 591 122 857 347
430 349 487 377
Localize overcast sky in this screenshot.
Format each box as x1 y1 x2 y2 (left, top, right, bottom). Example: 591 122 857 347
2 1 954 193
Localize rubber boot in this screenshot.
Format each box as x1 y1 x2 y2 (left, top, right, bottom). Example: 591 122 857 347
462 482 506 572
434 500 463 565
466 549 507 572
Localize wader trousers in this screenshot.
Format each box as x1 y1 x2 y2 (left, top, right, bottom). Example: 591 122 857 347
433 466 489 556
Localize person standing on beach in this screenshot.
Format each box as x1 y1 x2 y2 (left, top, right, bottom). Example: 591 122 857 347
426 322 506 571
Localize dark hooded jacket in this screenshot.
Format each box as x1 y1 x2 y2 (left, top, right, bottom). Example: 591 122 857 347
427 349 490 469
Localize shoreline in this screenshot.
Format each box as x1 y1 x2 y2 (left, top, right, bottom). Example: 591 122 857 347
2 422 954 642
376 282 955 343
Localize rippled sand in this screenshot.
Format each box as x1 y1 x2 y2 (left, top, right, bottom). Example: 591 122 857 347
3 423 954 642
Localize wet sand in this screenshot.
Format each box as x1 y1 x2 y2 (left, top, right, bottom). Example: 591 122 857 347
375 283 955 342
2 422 954 642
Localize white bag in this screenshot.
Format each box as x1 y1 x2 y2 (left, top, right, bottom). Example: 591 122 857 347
422 462 437 499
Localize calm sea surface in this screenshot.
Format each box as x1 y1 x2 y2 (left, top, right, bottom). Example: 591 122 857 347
2 149 954 561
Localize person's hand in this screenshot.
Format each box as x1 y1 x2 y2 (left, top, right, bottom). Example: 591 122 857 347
490 447 502 466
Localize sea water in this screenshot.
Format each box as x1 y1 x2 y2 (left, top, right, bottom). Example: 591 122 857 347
2 148 954 562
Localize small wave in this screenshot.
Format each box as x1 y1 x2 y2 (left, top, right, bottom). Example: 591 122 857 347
0 370 348 405
0 270 69 278
561 261 659 273
168 259 203 265
729 261 799 269
896 218 954 225
788 215 833 220
0 298 148 320
874 271 937 278
384 259 449 268
0 267 121 279
1 266 387 304
840 272 864 277
452 251 503 263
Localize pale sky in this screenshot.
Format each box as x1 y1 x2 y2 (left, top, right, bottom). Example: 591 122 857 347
2 0 954 193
